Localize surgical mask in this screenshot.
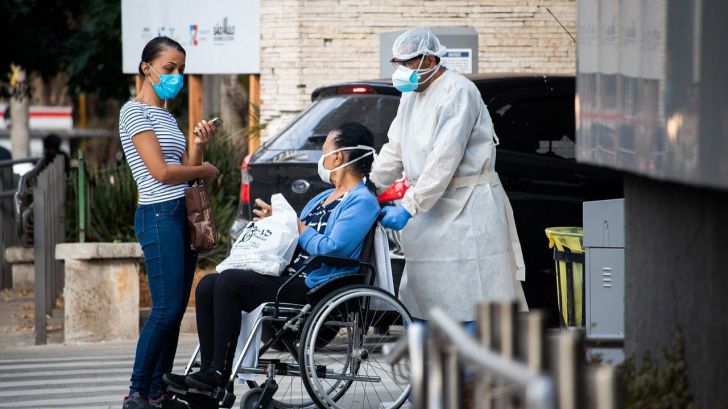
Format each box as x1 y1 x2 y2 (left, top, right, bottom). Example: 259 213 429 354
317 145 375 185
146 63 184 100
391 56 440 93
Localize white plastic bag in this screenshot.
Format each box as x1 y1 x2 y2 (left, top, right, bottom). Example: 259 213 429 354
216 194 299 276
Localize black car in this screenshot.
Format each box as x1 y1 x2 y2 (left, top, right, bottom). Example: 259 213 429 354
233 74 623 321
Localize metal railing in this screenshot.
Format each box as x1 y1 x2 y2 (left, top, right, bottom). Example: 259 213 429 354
386 303 619 409
32 156 66 344
14 156 48 245
0 157 39 289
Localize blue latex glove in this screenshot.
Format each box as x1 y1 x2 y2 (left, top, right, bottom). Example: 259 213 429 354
379 205 412 231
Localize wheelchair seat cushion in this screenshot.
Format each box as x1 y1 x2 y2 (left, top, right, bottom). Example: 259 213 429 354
305 273 368 304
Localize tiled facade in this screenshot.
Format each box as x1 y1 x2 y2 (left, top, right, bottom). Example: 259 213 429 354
259 0 576 139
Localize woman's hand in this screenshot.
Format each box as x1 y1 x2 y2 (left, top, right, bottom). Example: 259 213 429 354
193 119 217 145
200 161 219 183
252 198 273 220
297 219 308 234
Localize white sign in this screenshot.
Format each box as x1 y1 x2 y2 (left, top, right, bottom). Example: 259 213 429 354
441 49 473 74
0 104 73 130
122 0 260 74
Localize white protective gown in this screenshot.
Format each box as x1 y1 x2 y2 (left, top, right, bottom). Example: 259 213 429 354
370 70 527 321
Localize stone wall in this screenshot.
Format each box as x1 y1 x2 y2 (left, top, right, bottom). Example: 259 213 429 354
259 0 577 139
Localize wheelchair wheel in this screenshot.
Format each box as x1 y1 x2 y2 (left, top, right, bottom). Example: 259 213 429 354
299 285 412 409
240 388 272 409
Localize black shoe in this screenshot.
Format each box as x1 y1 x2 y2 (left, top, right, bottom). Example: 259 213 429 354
149 393 189 409
122 392 152 409
163 373 189 390
185 368 226 390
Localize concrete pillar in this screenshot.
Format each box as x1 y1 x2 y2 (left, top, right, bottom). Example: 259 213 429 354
624 175 728 408
56 243 143 344
4 246 34 290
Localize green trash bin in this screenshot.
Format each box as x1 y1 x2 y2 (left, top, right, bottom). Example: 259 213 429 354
545 227 584 327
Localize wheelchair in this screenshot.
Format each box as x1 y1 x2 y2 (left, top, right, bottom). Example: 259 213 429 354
168 226 412 409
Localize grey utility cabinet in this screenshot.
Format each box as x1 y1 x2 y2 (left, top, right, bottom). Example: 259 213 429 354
583 199 625 362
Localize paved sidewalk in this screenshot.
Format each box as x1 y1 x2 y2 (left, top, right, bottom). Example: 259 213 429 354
0 335 198 409
0 289 409 409
0 289 63 349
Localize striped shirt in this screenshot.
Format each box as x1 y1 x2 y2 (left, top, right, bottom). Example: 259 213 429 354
119 100 187 205
285 195 345 277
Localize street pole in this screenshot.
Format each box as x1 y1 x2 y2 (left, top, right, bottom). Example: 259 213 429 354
248 74 261 154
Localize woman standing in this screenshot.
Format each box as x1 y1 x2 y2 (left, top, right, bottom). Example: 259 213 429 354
119 36 219 409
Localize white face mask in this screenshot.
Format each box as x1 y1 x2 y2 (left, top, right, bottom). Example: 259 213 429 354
317 145 376 185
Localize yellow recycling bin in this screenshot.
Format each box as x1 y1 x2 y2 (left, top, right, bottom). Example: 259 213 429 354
545 227 584 327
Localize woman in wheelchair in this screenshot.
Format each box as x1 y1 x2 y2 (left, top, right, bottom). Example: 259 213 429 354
165 122 380 392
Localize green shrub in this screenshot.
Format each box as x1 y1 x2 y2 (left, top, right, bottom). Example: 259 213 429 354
66 129 245 267
619 327 697 409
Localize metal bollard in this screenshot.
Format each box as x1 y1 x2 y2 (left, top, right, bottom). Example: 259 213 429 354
518 310 546 372
409 322 428 409
475 303 493 409
444 344 462 409
491 302 519 358
476 302 519 409
427 330 445 409
585 364 618 409
493 302 518 409
547 329 585 409
477 304 494 409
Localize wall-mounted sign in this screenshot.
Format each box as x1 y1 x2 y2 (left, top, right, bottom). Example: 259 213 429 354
122 0 260 74
442 49 473 74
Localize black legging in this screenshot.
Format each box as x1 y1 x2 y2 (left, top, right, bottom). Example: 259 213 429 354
195 270 309 375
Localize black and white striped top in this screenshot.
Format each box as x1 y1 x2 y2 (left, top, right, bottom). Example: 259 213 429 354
119 100 187 205
285 195 345 277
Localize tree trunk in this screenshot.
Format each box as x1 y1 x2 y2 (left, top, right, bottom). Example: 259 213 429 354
219 74 248 147
9 66 30 159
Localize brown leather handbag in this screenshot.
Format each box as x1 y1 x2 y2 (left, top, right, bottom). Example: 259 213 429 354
185 179 219 252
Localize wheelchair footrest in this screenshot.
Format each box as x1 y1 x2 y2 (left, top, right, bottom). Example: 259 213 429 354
167 385 189 397
169 384 234 405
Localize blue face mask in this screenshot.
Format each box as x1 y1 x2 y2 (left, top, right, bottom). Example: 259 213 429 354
146 63 184 100
391 56 440 93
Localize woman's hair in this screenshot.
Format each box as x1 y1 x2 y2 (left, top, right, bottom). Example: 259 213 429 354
138 36 186 76
331 122 375 177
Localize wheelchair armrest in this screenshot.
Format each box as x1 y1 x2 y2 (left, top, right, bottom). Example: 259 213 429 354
275 255 374 315
303 254 361 270
305 273 369 304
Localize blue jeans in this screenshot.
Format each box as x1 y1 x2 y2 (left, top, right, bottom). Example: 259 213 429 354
412 318 476 335
130 197 197 397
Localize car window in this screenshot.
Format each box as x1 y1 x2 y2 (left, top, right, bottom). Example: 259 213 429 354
490 95 576 159
265 95 400 151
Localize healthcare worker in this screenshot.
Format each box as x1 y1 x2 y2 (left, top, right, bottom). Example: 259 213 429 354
371 28 527 322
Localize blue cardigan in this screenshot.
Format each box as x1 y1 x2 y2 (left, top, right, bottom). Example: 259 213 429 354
298 181 380 287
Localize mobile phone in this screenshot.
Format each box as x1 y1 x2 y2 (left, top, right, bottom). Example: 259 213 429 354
195 117 223 136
